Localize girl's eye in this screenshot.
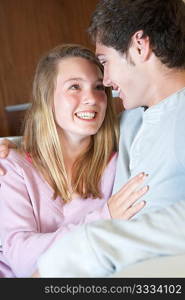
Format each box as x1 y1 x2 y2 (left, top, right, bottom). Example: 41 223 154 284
96 84 105 91
69 84 80 90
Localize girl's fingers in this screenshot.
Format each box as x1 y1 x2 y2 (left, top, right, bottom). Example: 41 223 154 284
117 172 148 199
122 200 146 220
122 185 149 210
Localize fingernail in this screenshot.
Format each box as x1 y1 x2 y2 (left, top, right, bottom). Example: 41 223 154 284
141 173 149 179
138 172 149 179
141 200 146 206
142 185 149 192
138 172 145 178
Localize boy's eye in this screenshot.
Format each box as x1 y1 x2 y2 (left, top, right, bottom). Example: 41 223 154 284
100 60 106 66
96 84 105 91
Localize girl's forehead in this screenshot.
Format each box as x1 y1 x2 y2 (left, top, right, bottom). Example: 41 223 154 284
56 57 103 81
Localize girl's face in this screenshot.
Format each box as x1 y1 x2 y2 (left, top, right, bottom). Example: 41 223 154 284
54 57 107 143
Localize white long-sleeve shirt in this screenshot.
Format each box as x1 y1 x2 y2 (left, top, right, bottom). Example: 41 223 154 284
113 87 185 214
37 87 185 277
37 198 185 277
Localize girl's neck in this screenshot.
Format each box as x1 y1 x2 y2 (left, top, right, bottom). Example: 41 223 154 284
60 134 91 200
60 133 91 175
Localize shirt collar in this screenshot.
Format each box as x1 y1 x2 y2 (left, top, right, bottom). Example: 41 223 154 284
142 87 185 124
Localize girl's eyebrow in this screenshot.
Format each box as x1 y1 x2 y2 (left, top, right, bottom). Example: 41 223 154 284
63 77 84 84
63 77 103 84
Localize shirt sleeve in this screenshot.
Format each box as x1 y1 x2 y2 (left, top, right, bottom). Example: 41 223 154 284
174 104 185 169
37 199 185 277
0 160 74 277
0 156 98 277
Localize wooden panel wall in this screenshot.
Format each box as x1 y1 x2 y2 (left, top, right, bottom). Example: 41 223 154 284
0 0 99 136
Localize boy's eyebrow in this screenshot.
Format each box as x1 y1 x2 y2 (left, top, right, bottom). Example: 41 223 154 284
96 54 105 59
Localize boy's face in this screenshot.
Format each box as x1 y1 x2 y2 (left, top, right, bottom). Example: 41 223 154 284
96 43 150 109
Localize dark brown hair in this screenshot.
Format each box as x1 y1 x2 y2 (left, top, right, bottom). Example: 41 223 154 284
88 0 185 69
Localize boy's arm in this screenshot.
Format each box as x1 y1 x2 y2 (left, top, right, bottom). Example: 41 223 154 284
37 199 185 277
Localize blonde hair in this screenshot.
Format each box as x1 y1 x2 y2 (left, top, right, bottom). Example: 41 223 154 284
22 44 119 202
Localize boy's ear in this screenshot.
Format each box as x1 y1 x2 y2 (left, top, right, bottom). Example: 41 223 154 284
131 30 151 61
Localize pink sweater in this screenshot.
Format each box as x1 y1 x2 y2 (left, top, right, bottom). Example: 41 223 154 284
0 150 117 277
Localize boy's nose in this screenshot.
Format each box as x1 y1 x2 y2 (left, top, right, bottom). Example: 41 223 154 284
103 73 112 87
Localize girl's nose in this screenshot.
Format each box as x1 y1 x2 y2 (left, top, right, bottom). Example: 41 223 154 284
82 91 97 105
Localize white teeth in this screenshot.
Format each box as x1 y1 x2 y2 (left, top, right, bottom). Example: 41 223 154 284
76 112 96 120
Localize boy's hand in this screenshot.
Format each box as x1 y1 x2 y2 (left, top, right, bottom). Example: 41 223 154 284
0 139 17 174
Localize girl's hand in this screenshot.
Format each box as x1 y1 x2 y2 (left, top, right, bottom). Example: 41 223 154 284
108 172 149 220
